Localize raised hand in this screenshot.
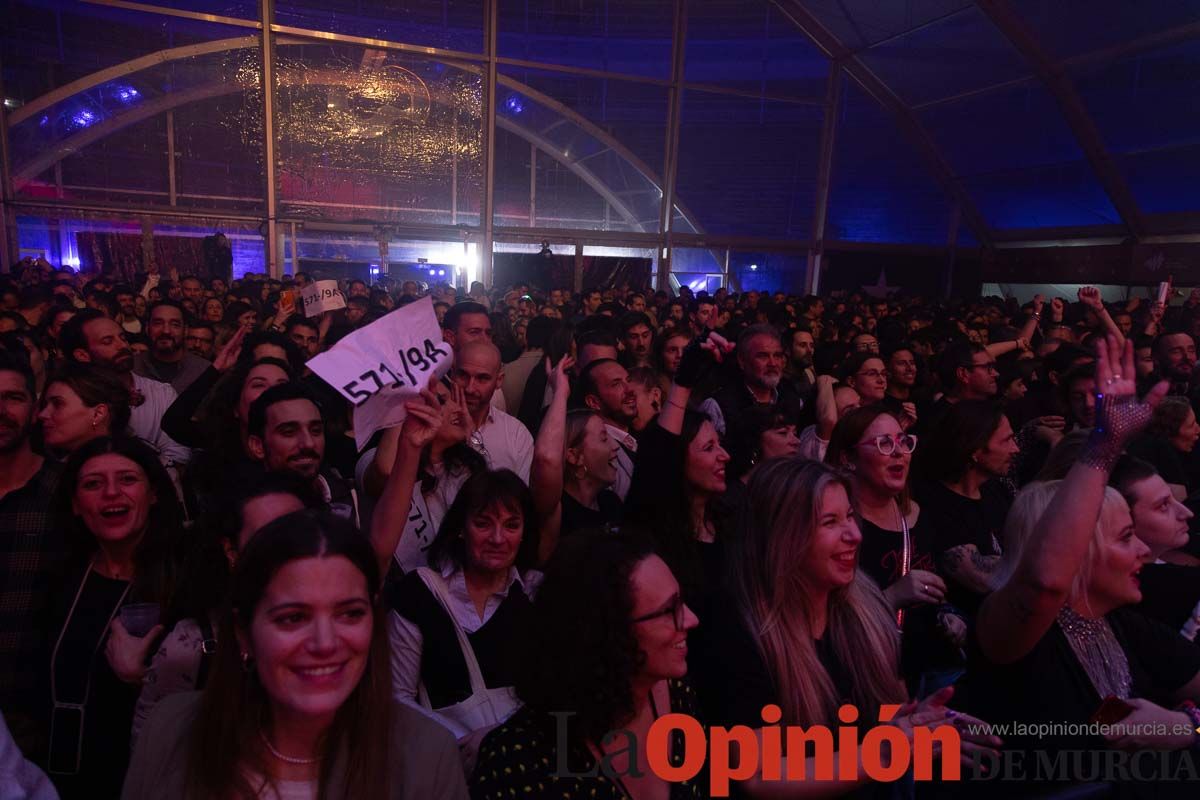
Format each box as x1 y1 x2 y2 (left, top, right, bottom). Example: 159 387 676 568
1082 335 1168 472
1031 293 1045 315
1078 286 1104 310
675 330 733 389
545 355 575 398
432 381 470 450
401 387 445 451
1050 296 1065 317
213 325 247 372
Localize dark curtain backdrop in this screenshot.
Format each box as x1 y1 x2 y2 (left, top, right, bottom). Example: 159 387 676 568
493 252 651 291
76 233 208 280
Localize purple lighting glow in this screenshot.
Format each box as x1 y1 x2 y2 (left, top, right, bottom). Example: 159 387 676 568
71 109 97 128
113 86 140 103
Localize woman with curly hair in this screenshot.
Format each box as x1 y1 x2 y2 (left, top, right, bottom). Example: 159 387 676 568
469 531 705 799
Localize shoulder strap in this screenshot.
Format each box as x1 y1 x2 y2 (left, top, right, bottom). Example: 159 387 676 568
413 568 488 694
195 615 218 689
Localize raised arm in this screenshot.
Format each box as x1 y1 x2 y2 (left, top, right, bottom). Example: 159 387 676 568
659 330 732 435
369 389 444 574
1078 286 1125 348
1016 293 1043 345
977 336 1167 664
530 356 574 563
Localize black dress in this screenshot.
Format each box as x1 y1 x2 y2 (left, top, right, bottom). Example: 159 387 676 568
45 567 140 800
469 679 707 799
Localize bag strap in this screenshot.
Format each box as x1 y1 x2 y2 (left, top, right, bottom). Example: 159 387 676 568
414 568 489 695
195 615 218 689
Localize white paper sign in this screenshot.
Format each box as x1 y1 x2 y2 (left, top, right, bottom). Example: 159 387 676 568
307 296 453 450
300 280 346 317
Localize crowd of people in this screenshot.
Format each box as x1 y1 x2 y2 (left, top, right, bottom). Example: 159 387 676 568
3 253 1200 799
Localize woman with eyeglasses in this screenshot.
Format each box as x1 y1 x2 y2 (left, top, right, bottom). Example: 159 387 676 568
470 531 706 799
842 352 888 405
827 406 965 691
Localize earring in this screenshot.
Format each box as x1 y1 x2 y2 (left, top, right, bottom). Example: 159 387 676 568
241 651 253 673
91 418 97 431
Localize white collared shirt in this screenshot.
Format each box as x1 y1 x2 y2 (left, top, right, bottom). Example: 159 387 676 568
388 565 543 710
130 374 191 468
468 407 533 483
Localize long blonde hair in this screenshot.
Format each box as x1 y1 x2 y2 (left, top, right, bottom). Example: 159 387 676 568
729 459 907 726
993 480 1128 615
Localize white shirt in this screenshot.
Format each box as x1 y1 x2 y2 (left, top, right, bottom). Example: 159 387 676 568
130 373 192 467
388 565 542 717
468 407 533 482
604 423 637 501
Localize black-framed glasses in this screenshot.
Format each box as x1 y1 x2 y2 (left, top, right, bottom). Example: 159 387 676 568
857 433 917 455
632 594 686 631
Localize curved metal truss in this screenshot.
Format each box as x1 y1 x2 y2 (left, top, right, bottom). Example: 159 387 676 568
7 35 703 237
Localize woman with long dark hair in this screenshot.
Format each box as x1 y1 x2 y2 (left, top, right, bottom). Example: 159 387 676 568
122 510 467 799
624 332 733 604
470 531 705 799
44 437 183 799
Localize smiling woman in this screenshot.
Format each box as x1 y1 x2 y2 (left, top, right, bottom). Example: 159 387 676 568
121 509 468 800
46 437 184 800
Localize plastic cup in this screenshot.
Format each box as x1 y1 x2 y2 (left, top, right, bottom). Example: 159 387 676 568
119 603 161 637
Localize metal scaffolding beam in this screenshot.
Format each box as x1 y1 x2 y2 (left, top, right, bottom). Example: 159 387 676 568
261 0 281 277
975 0 1144 240
771 0 994 247
807 66 842 295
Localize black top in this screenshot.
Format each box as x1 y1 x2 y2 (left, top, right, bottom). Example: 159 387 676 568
856 514 937 591
560 489 623 537
1135 562 1200 633
967 607 1200 757
469 679 707 800
858 515 961 687
388 569 533 709
916 479 1010 617
625 423 729 607
46 568 140 800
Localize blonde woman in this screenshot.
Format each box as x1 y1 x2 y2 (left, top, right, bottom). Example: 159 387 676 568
692 459 999 797
970 336 1200 795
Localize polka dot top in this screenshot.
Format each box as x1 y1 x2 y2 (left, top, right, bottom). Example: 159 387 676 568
469 679 707 799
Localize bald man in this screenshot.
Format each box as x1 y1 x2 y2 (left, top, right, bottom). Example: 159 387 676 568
451 341 534 482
